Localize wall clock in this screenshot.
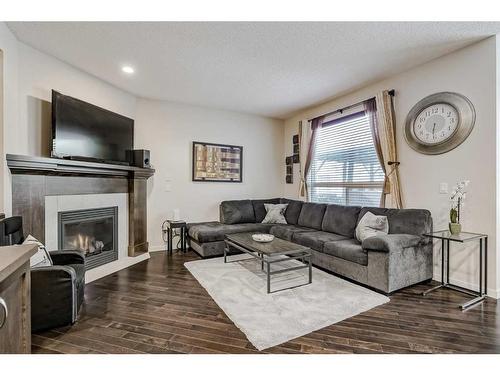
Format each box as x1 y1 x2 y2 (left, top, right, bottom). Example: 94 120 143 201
404 92 475 155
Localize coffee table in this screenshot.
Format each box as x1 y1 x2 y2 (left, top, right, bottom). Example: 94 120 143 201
224 232 312 293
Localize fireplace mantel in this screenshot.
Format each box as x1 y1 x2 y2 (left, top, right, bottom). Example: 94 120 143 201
7 154 155 257
6 154 155 179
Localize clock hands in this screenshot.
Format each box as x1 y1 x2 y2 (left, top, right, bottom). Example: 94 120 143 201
432 123 436 139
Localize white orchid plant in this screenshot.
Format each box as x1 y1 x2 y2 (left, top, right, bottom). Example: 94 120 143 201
450 180 469 224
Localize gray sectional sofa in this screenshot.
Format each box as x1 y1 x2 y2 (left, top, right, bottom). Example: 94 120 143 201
187 198 433 294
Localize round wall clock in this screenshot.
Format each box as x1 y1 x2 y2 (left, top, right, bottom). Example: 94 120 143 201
404 92 475 155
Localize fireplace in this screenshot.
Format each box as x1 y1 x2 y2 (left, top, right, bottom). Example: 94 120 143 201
58 206 118 270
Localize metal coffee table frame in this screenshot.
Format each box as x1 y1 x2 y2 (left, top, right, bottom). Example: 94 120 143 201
224 237 312 294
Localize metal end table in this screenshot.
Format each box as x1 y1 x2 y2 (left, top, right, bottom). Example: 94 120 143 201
163 220 187 253
422 230 488 310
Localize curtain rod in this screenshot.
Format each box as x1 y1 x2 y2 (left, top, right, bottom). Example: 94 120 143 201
307 89 395 122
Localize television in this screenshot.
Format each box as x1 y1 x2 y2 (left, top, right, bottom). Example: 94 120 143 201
51 90 134 164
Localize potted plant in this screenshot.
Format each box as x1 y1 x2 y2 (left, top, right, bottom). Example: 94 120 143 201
449 180 469 235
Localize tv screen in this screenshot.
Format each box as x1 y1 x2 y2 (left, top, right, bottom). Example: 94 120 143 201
51 90 134 163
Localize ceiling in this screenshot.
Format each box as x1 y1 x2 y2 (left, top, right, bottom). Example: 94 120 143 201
7 22 500 119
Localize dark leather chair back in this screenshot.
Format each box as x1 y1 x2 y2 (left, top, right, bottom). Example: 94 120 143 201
1 216 25 245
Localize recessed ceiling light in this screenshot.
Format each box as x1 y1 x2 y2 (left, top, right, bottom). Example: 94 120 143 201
122 66 134 74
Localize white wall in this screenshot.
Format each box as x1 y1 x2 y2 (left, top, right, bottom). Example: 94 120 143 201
0 23 19 215
14 42 137 157
496 36 500 296
284 37 498 297
135 99 284 250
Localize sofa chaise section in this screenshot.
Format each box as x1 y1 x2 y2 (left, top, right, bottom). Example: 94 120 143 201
187 221 274 257
188 198 291 258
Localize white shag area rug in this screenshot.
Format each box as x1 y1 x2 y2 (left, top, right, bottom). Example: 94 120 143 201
184 254 389 350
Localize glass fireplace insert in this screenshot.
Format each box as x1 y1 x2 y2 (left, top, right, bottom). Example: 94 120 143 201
58 206 118 270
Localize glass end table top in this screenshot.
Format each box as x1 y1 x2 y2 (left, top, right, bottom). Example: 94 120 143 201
424 230 487 243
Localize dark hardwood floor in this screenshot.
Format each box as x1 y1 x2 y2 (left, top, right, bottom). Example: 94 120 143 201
32 251 500 354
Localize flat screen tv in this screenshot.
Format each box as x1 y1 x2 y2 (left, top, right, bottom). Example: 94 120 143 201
51 90 134 164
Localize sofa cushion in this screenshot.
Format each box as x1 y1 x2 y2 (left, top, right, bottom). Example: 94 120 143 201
293 231 348 252
321 204 361 237
188 221 272 242
279 198 304 225
252 198 280 223
358 207 432 235
220 200 256 224
323 239 368 266
297 202 327 230
269 225 317 241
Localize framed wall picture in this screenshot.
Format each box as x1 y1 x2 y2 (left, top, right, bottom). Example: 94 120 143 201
285 155 293 183
192 141 243 182
292 134 300 164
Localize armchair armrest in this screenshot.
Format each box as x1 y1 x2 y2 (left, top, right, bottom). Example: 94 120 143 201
362 234 424 253
50 250 85 265
30 266 78 331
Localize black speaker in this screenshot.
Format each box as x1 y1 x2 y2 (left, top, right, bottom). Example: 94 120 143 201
126 149 151 168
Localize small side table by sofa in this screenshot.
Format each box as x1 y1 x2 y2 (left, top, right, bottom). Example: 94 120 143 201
164 220 187 253
422 230 487 310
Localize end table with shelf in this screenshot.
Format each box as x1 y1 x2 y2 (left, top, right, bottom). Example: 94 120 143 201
422 230 487 310
163 220 187 253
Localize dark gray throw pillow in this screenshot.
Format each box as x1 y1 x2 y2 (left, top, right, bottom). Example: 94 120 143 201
219 200 256 224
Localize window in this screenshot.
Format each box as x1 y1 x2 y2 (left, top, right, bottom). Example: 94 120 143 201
307 108 384 207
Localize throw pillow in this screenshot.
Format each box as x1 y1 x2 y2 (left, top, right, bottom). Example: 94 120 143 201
23 235 53 268
355 212 389 242
261 203 289 224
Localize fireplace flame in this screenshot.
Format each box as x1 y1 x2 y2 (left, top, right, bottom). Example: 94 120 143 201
71 234 105 254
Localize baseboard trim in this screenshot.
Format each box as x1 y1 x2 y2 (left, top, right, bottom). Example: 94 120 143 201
432 276 499 299
85 252 151 284
149 245 166 252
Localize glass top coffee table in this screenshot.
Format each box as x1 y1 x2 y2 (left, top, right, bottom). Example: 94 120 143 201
224 232 312 293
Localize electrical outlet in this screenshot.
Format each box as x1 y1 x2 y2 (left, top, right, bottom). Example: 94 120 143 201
439 182 448 194
165 182 172 192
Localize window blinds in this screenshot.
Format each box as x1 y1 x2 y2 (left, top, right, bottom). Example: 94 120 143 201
307 110 384 207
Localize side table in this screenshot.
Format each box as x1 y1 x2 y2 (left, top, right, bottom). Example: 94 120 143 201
422 230 488 310
163 220 187 253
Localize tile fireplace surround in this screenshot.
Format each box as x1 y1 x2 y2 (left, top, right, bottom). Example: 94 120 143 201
45 193 136 283
6 154 155 283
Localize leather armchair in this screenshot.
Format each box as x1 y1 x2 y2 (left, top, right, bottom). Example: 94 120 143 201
31 250 85 332
0 216 86 332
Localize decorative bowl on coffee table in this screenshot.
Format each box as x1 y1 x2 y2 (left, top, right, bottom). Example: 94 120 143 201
251 234 274 243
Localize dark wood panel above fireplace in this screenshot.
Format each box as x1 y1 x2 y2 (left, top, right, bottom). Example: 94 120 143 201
6 154 155 257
